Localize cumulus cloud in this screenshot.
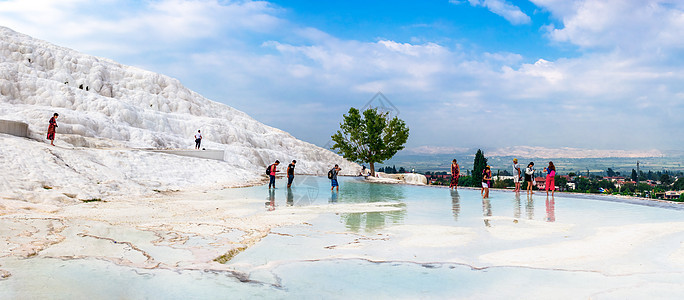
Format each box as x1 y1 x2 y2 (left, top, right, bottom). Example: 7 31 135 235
0 0 681 150
0 0 283 55
535 0 684 53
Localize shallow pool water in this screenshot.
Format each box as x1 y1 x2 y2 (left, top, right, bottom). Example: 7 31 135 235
3 176 684 299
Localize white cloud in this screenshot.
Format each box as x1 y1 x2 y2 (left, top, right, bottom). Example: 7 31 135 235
0 0 283 55
453 0 531 25
0 0 681 150
534 0 684 52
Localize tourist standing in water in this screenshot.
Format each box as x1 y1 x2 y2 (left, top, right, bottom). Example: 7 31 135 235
268 160 280 189
544 161 556 196
450 159 460 190
47 113 58 146
482 166 492 198
330 164 341 192
287 160 296 188
525 162 535 194
513 158 521 193
194 130 202 149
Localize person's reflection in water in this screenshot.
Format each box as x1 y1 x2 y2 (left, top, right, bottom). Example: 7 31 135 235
266 188 276 211
526 194 535 220
482 198 492 227
450 190 461 222
545 195 555 222
329 191 338 203
286 187 294 207
514 193 521 221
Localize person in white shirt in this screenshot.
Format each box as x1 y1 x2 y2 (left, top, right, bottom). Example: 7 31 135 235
194 130 202 149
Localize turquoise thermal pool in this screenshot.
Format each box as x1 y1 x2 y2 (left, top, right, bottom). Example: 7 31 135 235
2 176 684 299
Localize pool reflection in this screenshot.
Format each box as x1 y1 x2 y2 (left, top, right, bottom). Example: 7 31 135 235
546 196 555 222
340 210 406 233
526 194 534 220
266 189 275 211
334 181 407 233
482 198 492 227
451 190 460 221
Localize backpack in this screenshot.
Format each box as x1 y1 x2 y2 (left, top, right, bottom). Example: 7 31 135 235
266 165 271 175
327 168 334 179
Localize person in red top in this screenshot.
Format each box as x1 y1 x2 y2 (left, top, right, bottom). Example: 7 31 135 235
47 113 58 146
268 160 280 189
544 161 556 196
450 159 460 190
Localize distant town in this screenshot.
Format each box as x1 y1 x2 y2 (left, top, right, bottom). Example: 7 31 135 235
377 165 684 201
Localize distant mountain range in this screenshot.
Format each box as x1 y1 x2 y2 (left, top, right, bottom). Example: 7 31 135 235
404 146 671 159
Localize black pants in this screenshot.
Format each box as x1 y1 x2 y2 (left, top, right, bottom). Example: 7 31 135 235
287 175 294 186
195 138 201 148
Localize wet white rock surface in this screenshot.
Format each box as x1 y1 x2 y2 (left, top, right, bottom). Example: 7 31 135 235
2 177 684 298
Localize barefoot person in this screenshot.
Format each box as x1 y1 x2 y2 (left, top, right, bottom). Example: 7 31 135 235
47 113 58 146
513 158 521 192
544 161 556 196
525 162 535 194
330 164 341 192
268 160 280 189
287 160 296 188
450 159 460 190
194 130 202 149
482 166 492 198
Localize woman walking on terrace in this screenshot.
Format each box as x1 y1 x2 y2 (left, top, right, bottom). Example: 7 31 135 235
544 161 556 196
47 113 58 146
450 159 460 190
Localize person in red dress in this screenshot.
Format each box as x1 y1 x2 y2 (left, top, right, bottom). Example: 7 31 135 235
450 159 460 189
47 113 58 146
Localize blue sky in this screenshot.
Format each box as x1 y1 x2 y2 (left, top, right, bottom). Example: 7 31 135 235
1 0 682 153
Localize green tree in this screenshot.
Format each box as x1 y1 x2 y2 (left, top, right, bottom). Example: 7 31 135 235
576 177 592 192
631 169 638 182
606 168 616 177
660 174 672 185
458 175 473 187
472 149 488 187
331 107 409 176
674 177 684 190
555 175 568 191
637 182 653 192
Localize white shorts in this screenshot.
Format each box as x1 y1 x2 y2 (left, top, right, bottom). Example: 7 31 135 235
482 182 489 188
513 176 520 183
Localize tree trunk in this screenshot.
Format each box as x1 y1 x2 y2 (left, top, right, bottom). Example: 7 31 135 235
370 162 375 177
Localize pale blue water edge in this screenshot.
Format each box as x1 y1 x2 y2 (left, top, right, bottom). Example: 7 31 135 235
3 176 684 299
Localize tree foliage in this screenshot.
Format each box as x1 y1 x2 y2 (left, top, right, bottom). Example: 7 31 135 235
472 149 487 187
674 177 684 190
331 107 409 176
